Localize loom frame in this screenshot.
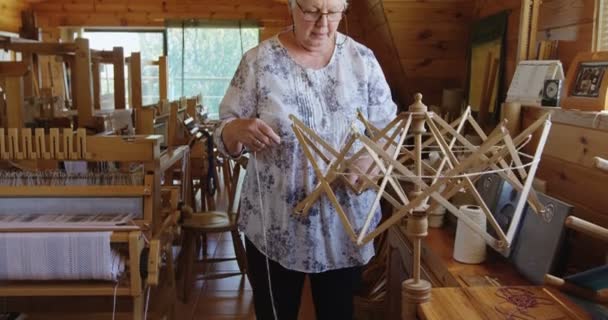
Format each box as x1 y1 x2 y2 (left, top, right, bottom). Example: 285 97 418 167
0 131 183 320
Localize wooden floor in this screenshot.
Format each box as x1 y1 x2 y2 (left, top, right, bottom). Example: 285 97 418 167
174 231 316 320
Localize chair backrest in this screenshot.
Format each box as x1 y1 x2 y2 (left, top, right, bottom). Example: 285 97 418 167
228 156 248 219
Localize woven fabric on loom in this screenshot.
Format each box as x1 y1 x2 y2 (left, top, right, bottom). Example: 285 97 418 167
0 232 124 281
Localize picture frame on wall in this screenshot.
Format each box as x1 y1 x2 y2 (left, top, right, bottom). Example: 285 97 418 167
562 51 608 111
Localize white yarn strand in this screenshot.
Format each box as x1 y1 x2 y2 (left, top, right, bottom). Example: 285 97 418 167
143 286 151 320
334 158 540 181
112 281 119 320
252 152 278 320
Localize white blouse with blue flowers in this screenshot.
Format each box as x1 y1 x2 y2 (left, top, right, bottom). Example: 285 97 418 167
214 32 397 273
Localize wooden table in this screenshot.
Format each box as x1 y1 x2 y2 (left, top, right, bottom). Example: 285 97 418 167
385 224 590 319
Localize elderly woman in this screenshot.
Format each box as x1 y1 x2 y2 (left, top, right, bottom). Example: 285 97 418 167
214 0 397 318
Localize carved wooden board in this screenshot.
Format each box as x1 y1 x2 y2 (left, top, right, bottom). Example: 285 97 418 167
419 286 589 320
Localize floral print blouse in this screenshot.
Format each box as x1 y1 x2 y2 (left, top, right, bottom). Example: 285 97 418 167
214 32 397 273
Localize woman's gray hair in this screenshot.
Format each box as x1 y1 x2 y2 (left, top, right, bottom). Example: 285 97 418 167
288 0 349 10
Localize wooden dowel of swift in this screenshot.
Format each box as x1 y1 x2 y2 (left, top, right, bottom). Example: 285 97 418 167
296 129 358 215
468 114 527 185
431 107 471 185
360 126 508 245
355 141 408 202
544 274 608 304
346 118 411 204
426 114 509 245
502 132 528 180
507 119 552 242
357 117 410 243
437 112 548 213
289 115 341 158
292 127 358 242
565 216 608 242
297 126 333 165
396 112 468 164
593 156 608 173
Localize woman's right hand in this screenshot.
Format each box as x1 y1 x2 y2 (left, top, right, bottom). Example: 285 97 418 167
222 118 281 155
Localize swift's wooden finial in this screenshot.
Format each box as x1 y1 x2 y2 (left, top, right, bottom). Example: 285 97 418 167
409 93 428 113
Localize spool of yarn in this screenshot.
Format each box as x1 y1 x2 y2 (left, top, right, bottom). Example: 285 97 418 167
453 205 487 264
428 183 446 228
428 206 447 228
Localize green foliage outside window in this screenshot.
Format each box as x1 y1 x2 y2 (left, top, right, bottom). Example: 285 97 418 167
167 22 259 119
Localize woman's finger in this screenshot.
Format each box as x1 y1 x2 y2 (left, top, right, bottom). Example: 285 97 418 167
258 121 281 144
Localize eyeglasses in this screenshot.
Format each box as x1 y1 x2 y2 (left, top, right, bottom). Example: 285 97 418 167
295 1 345 22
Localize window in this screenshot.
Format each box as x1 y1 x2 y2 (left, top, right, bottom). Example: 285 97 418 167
83 30 165 108
167 21 259 119
597 0 608 51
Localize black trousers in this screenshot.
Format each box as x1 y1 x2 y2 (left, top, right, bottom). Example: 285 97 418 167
245 238 362 320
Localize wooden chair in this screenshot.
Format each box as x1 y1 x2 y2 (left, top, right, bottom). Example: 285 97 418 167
180 156 248 301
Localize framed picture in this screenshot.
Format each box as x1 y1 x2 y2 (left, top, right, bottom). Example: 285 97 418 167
562 52 608 111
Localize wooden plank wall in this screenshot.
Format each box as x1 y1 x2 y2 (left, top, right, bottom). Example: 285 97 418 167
31 0 291 41
523 107 608 272
350 0 473 107
349 0 407 107
537 0 595 73
474 0 596 95
0 0 30 33
521 1 604 271
385 0 473 107
475 0 606 272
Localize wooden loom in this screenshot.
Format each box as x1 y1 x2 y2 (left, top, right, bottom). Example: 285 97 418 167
91 47 127 110
127 52 168 111
0 37 94 126
0 129 182 320
290 93 552 319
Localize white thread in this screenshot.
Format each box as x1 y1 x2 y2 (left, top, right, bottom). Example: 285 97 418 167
112 281 119 320
335 158 540 180
143 286 151 320
252 152 278 320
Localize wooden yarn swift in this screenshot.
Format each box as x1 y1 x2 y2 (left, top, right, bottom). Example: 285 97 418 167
291 93 553 319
